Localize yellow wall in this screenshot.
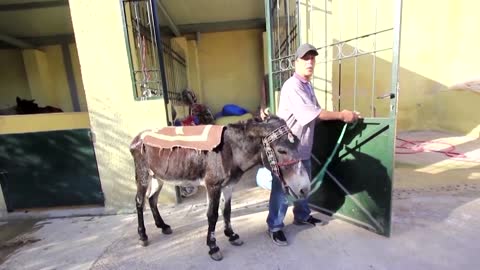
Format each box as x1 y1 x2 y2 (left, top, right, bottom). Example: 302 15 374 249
45 45 73 111
1 44 88 113
187 40 203 103
298 0 480 135
69 44 89 112
0 112 90 134
399 0 480 135
0 50 31 108
69 0 173 213
435 90 480 137
22 48 57 107
197 29 264 114
54 44 88 112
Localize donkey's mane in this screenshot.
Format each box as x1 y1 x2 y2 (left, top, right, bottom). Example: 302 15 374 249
226 115 284 135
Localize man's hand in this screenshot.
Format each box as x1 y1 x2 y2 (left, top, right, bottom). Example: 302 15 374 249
340 110 361 123
318 109 362 122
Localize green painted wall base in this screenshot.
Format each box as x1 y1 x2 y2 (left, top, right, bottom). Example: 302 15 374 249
0 129 104 211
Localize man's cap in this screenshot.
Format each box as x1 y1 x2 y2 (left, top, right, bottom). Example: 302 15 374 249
295 43 319 59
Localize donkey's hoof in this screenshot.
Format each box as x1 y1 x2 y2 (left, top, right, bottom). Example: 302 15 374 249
230 238 244 246
139 239 149 247
162 226 172 235
210 250 223 261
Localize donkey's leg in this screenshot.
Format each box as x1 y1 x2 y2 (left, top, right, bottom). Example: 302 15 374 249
147 178 172 234
221 185 243 246
206 184 223 261
135 173 150 247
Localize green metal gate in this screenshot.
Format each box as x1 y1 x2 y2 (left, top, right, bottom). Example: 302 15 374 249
265 0 402 236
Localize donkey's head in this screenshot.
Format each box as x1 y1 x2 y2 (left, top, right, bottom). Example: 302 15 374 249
253 114 311 199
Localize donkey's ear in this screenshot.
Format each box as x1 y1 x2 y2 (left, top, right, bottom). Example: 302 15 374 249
16 96 20 103
260 107 270 121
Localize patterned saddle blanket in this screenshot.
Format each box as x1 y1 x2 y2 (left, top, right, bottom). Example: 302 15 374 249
141 125 225 151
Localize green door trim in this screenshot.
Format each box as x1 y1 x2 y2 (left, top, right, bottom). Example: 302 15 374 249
264 0 276 114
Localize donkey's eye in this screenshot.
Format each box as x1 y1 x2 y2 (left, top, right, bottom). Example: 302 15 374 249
277 149 287 155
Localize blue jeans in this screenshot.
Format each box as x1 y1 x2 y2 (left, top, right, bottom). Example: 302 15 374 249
266 159 311 232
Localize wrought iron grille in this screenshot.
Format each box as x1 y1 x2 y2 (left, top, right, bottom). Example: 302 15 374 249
269 0 299 91
162 40 188 105
308 0 399 115
122 0 187 102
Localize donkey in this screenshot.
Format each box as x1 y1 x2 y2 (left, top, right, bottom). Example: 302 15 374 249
130 115 310 261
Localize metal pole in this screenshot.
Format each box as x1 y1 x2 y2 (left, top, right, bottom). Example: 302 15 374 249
353 0 359 112
150 0 171 125
337 0 342 111
265 0 276 114
324 0 328 109
390 0 403 119
386 0 403 237
371 0 378 117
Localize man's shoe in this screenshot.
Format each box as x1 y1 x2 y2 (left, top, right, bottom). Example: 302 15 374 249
267 230 288 246
293 215 328 226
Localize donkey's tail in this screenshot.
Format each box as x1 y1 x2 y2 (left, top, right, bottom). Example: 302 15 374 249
130 130 149 155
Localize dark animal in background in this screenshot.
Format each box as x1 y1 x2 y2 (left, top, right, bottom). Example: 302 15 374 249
0 106 16 115
0 97 63 115
15 97 63 114
130 115 310 261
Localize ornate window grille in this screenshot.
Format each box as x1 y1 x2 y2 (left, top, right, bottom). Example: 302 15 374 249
121 0 187 102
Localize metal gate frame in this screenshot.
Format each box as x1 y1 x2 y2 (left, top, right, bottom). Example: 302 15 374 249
265 0 403 236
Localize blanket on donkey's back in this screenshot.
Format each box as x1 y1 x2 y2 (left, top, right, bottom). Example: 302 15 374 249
141 125 225 151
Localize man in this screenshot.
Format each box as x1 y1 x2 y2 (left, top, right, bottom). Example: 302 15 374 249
267 43 360 246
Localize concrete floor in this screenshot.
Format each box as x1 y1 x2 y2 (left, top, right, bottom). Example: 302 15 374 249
0 130 479 270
